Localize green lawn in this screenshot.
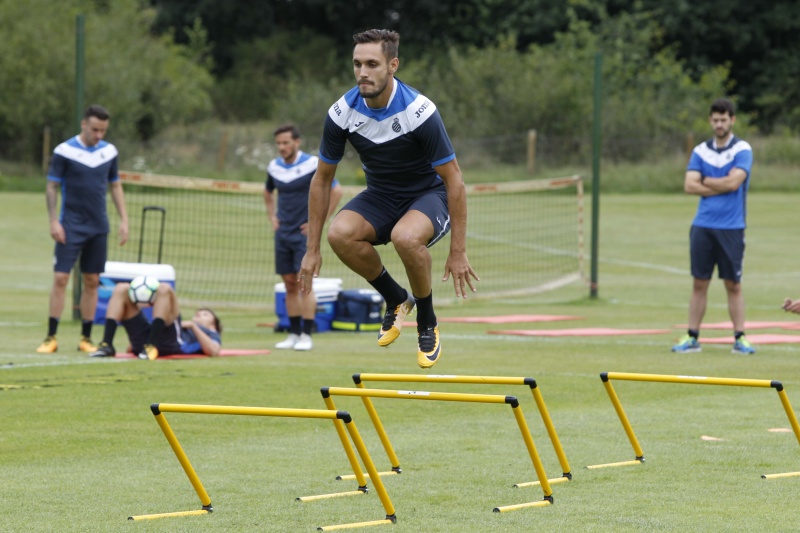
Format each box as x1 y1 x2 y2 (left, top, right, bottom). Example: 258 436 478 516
2 191 800 532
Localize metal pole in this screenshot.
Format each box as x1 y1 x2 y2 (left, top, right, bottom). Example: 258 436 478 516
71 14 86 320
590 52 602 298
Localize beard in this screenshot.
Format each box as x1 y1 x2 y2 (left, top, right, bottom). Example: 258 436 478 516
358 78 388 99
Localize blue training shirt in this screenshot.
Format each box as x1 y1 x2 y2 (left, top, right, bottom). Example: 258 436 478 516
688 135 753 230
179 323 221 354
266 151 339 237
48 135 120 235
319 78 455 196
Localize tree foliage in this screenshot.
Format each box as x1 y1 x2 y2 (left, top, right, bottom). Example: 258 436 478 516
0 0 213 161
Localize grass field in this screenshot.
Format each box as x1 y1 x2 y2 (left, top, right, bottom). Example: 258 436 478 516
2 191 800 532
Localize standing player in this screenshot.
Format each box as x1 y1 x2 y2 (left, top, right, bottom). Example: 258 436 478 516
265 124 343 351
672 98 755 355
37 105 129 354
299 29 479 369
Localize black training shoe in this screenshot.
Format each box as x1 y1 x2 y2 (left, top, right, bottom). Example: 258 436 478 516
89 342 116 358
417 326 442 369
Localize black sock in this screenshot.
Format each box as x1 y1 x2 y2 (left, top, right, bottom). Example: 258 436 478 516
688 329 699 339
47 317 59 337
147 318 166 345
414 291 436 330
81 320 93 339
302 319 314 336
368 267 407 307
102 319 118 346
289 316 302 335
734 331 745 340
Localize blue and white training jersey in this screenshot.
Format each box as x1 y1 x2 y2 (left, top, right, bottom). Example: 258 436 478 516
688 135 753 230
48 135 120 235
266 151 339 236
319 78 455 196
179 323 221 355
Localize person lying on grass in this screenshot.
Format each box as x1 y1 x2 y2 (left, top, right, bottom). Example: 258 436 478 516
89 282 221 359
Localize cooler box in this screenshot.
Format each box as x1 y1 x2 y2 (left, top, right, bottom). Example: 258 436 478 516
94 261 176 324
274 278 342 333
332 289 385 332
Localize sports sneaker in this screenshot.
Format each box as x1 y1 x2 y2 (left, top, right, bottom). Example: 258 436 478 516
378 294 416 347
138 344 158 360
77 336 97 353
294 333 313 351
89 342 116 358
671 334 701 353
732 336 756 355
417 326 442 369
36 335 58 353
276 333 300 349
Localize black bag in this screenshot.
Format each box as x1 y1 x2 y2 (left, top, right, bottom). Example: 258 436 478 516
332 289 385 332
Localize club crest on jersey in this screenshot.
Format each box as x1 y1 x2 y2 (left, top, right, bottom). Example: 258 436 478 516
392 118 401 133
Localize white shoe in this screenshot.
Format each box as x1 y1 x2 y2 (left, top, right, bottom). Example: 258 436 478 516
276 333 300 349
294 333 313 351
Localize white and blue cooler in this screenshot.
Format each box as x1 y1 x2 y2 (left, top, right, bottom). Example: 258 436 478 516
93 261 176 324
274 278 342 333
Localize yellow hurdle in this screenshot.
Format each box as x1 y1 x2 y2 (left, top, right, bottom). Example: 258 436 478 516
128 403 396 530
322 386 554 512
587 372 800 479
330 373 571 489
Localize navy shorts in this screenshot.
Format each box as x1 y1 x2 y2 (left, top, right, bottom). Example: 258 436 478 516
54 231 108 274
274 232 306 275
689 226 745 282
122 312 182 356
341 185 450 247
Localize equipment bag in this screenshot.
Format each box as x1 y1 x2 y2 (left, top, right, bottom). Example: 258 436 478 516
331 289 385 332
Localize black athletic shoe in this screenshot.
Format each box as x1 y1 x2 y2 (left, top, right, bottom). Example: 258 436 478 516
89 342 116 358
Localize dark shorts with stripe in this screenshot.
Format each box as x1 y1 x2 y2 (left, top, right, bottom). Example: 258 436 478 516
54 231 108 273
122 312 182 355
274 232 306 275
342 184 450 247
689 226 745 282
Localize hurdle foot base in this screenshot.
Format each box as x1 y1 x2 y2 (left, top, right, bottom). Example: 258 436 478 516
493 495 553 512
337 467 401 481
128 505 213 521
317 514 396 531
297 487 368 502
586 457 645 470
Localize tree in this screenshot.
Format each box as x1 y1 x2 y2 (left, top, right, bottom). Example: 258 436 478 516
0 0 213 161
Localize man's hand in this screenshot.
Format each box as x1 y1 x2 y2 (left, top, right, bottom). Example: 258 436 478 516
50 220 66 244
442 251 479 299
783 298 800 314
118 220 129 245
298 250 322 294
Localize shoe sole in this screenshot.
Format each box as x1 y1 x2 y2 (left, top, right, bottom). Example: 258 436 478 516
732 349 755 355
671 347 701 353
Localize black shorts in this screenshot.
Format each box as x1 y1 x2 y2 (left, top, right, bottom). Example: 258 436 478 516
342 185 450 247
54 231 107 274
689 226 745 282
122 312 182 356
274 232 306 275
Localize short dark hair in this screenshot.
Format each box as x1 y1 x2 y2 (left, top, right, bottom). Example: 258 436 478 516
710 98 735 117
198 307 222 333
273 123 301 139
353 29 399 62
84 104 110 121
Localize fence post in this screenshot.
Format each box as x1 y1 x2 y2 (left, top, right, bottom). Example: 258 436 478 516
527 129 537 176
217 128 229 173
685 132 695 159
42 126 51 175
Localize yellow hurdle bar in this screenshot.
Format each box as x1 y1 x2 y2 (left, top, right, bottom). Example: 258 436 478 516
323 386 554 511
587 372 800 478
346 373 571 488
130 403 396 530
